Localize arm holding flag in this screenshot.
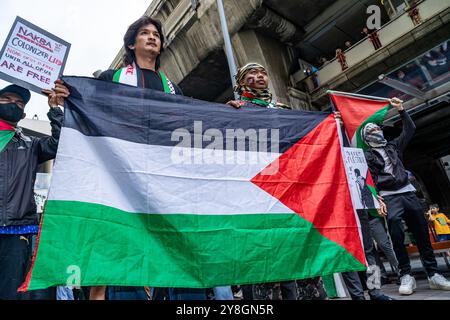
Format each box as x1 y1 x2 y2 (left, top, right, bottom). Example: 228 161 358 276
390 97 416 153
35 92 64 163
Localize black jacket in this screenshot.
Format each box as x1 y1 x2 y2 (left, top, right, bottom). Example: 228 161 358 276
364 110 415 191
0 107 63 227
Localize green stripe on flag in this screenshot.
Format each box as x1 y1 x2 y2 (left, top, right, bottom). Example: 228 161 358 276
355 105 391 150
25 200 366 290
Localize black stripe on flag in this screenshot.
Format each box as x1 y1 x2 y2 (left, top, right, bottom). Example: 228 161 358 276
62 76 329 153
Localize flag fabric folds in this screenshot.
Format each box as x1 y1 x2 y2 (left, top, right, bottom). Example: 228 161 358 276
21 77 366 291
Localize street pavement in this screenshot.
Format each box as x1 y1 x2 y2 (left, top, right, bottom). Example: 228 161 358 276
337 254 450 300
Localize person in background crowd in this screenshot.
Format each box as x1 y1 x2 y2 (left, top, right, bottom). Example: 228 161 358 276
360 27 370 40
361 27 382 50
318 56 329 67
344 41 352 50
335 48 348 71
305 66 320 89
426 204 450 242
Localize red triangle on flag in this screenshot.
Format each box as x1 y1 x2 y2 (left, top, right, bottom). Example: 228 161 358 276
251 115 366 265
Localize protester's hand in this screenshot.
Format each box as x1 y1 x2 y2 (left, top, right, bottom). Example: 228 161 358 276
43 79 70 108
42 89 59 108
390 97 404 111
377 195 387 217
54 79 70 98
334 111 344 126
226 100 241 109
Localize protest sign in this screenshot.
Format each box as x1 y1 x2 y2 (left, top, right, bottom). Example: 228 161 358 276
0 16 70 94
343 147 380 210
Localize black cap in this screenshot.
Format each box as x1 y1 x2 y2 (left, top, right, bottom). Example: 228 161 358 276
0 85 31 105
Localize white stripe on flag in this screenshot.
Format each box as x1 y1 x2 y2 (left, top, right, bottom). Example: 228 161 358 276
49 128 294 215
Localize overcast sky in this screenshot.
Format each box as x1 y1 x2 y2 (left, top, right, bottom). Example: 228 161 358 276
0 0 152 120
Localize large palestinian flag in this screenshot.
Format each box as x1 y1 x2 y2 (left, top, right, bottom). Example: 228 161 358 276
21 77 366 291
330 92 392 149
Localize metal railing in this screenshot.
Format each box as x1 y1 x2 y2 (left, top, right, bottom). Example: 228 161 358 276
292 0 449 94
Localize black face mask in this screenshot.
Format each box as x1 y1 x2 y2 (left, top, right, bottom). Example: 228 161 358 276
0 103 24 123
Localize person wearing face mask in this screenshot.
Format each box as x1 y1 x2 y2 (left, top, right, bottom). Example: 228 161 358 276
0 84 63 300
362 98 450 295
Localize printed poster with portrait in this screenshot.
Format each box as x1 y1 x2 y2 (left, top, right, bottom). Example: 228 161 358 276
0 16 71 94
343 147 380 210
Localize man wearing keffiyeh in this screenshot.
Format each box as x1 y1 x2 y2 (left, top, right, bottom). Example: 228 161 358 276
228 62 289 110
361 122 388 148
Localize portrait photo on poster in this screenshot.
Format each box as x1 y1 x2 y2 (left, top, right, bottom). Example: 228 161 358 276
343 147 380 210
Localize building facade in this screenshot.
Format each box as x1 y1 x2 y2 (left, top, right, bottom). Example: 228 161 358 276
111 0 450 211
